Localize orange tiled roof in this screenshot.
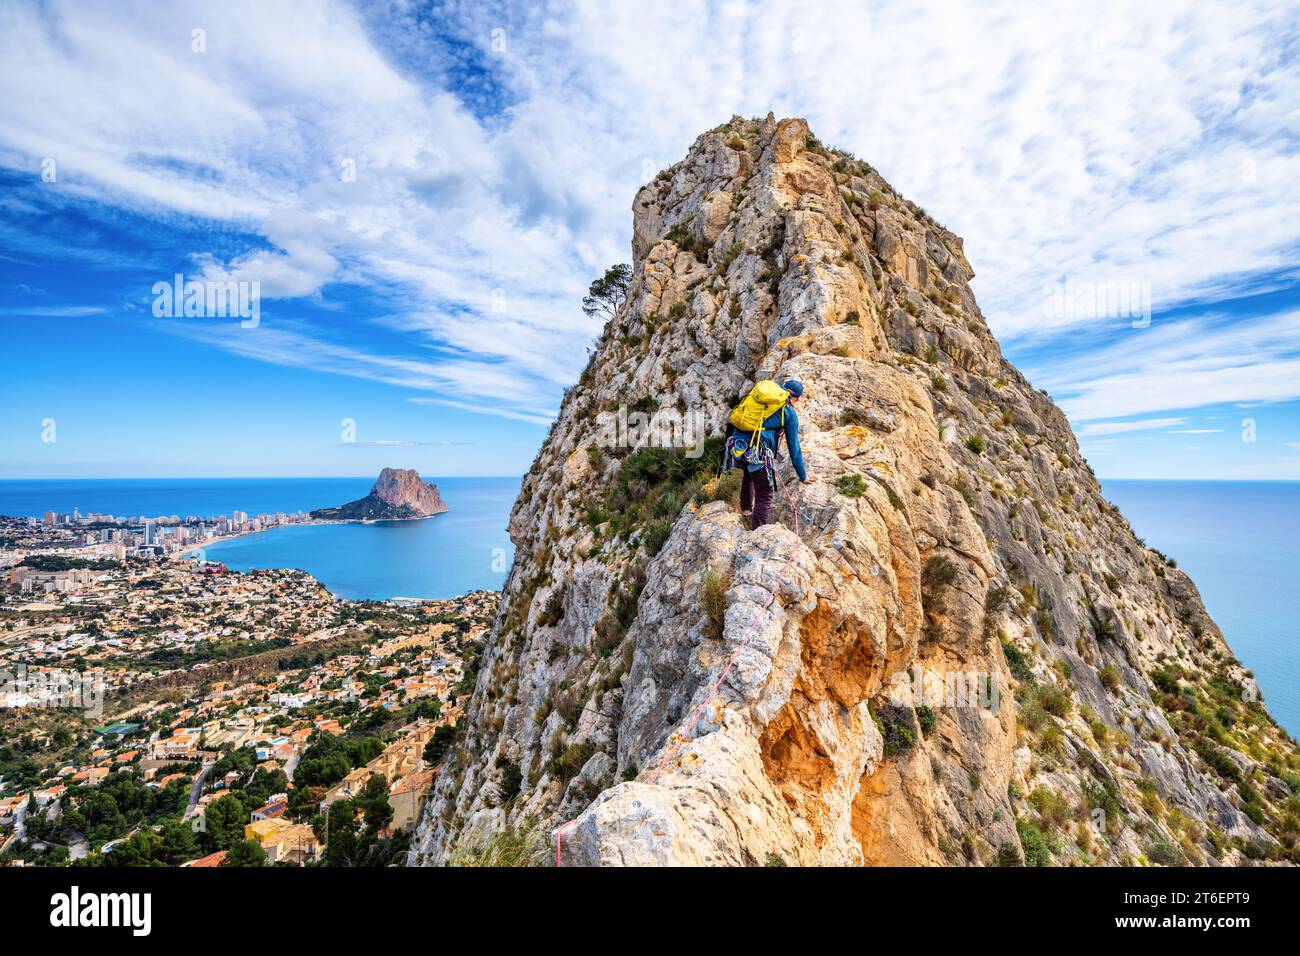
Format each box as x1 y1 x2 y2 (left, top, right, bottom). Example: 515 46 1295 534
182 850 228 867
391 769 434 795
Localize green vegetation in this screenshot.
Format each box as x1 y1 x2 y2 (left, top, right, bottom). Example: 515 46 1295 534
538 587 566 627
224 838 268 867
422 724 457 767
922 555 957 641
496 757 523 802
1028 786 1072 830
19 555 121 572
1195 740 1241 783
581 263 632 321
1035 683 1072 718
836 473 868 497
719 242 743 270
58 770 190 845
873 704 917 758
321 772 403 867
1016 817 1055 866
915 704 937 736
700 567 732 640
448 819 548 867
1145 838 1185 866
1087 600 1119 643
1082 777 1123 824
547 741 596 783
288 734 385 820
589 437 724 554
1098 664 1120 692
922 555 957 595
665 223 696 251
1150 666 1181 696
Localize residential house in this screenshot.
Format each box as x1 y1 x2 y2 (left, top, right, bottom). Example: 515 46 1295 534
321 766 373 808
33 785 66 808
388 770 434 832
181 850 228 867
251 800 286 823
261 824 323 865
0 795 26 825
244 818 285 844
70 766 109 787
153 730 200 760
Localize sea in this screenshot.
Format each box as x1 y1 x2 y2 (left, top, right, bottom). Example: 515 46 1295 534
1102 480 1300 737
0 476 519 602
2 477 1296 735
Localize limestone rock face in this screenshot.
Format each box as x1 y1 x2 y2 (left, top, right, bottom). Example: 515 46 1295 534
312 467 447 521
410 115 1298 867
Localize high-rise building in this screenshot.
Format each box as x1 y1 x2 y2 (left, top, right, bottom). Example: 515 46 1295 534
143 520 156 546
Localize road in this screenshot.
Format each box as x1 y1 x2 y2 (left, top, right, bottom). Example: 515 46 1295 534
184 760 215 819
13 800 27 841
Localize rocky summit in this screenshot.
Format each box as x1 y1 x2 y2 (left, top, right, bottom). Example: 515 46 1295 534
410 115 1299 867
312 467 448 521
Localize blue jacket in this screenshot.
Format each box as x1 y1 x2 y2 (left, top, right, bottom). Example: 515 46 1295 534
746 405 807 481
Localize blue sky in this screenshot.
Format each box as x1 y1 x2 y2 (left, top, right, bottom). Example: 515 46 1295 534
2 0 1299 479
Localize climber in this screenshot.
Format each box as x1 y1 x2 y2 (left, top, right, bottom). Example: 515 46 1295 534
725 378 816 531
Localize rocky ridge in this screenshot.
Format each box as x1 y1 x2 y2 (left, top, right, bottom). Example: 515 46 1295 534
312 467 448 521
411 115 1299 867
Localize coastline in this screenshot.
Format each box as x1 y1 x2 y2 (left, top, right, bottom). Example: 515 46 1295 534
170 519 335 560
170 528 261 559
4 476 516 603
167 514 432 560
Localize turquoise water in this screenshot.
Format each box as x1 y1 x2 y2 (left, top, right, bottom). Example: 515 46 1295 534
1102 480 1300 737
0 476 519 601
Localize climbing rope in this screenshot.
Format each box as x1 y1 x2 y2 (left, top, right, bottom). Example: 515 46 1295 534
553 465 806 866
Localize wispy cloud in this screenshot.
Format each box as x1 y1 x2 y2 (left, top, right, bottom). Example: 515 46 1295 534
1078 417 1186 437
340 439 473 447
1 0 1299 434
0 305 105 317
1030 308 1300 423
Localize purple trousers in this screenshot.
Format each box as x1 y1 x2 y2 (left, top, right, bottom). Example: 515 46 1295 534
739 467 773 530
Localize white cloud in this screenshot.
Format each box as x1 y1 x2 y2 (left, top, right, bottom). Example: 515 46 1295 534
2 0 1299 427
1031 309 1300 422
0 305 105 317
1078 417 1186 437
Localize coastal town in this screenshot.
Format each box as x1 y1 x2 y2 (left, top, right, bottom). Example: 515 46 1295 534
0 511 495 867
13 502 321 567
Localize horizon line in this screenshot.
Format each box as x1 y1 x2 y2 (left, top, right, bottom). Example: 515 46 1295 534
1 474 1298 484
0 474 525 481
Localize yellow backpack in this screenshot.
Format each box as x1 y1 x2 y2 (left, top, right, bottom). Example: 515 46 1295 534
729 380 789 435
